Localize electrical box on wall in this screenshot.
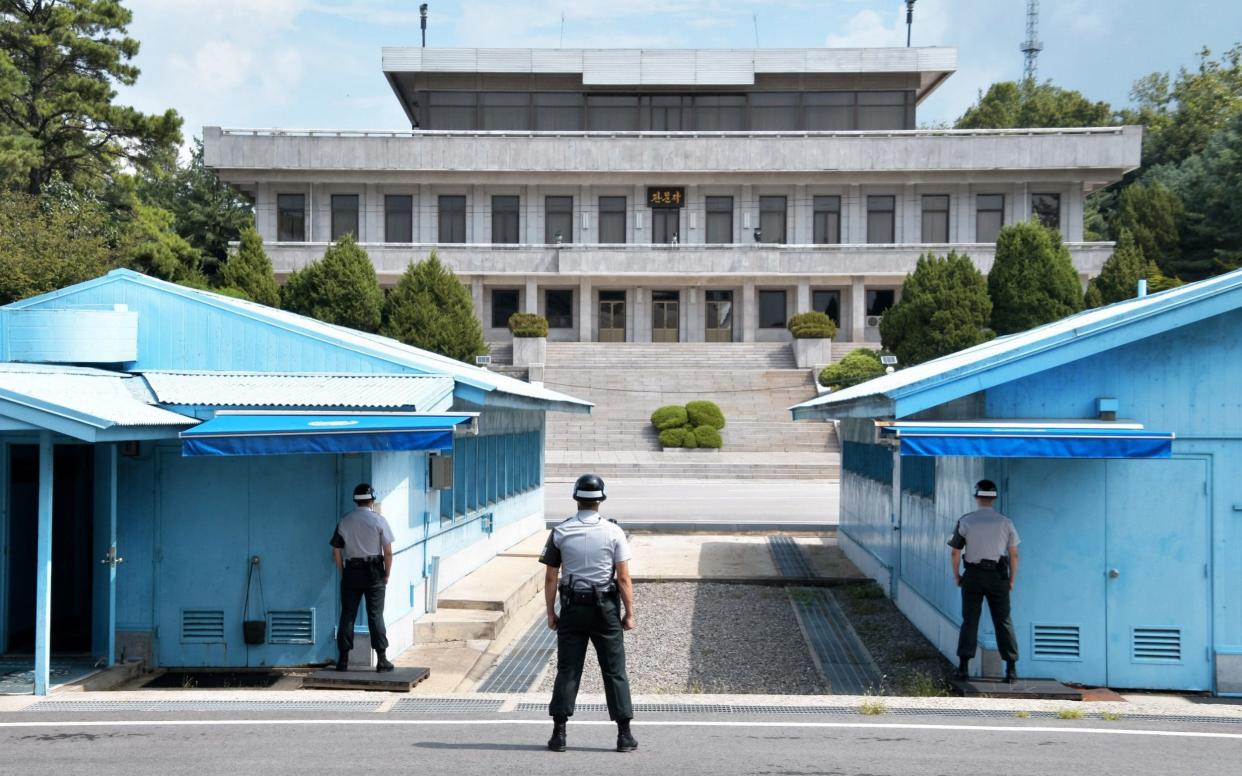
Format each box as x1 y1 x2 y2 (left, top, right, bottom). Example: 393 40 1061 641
429 454 453 490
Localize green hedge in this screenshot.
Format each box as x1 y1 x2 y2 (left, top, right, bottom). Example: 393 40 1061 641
508 312 548 337
818 348 887 390
686 400 725 430
693 425 723 448
651 405 689 430
787 311 838 339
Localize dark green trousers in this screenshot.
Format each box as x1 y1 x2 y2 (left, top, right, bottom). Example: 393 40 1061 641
549 595 633 721
957 565 1019 663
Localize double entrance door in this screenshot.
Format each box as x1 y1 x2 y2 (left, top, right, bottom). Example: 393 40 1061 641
651 291 680 342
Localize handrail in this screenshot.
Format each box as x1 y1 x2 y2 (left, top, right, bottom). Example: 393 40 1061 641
216 126 1132 140
391 510 494 556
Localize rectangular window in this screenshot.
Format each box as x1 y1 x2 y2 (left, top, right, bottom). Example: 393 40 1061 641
812 289 841 325
705 196 734 244
694 95 746 131
384 195 413 243
813 196 841 244
491 195 520 244
921 194 950 243
491 289 519 329
866 195 895 244
586 95 639 131
545 196 573 244
330 194 359 241
976 193 1005 243
758 196 787 244
277 194 305 242
806 92 854 130
866 289 896 317
427 91 477 130
857 91 911 130
652 208 679 244
598 196 626 244
480 92 530 131
647 95 688 131
758 289 787 329
750 92 799 131
534 93 584 131
545 289 574 329
438 195 467 243
1032 193 1061 230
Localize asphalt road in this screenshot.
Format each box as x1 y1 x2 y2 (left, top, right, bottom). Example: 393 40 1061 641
2 712 1240 776
544 478 839 527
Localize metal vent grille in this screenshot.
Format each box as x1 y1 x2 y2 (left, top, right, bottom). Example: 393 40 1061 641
1133 627 1181 662
180 609 224 643
392 698 505 713
1032 624 1081 660
267 609 315 645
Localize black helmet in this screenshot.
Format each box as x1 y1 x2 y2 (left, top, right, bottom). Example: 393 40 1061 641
974 480 998 499
573 473 607 502
353 483 377 502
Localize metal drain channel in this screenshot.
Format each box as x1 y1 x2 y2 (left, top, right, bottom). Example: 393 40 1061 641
391 698 505 713
769 536 815 578
27 700 382 712
789 588 882 695
476 612 557 693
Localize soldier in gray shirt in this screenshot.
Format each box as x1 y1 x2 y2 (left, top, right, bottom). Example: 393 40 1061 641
330 483 395 673
948 479 1021 682
539 473 637 754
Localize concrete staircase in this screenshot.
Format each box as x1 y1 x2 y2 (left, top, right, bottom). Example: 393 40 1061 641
414 540 546 643
541 343 839 481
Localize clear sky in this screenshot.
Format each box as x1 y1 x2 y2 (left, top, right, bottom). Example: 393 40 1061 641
116 0 1242 143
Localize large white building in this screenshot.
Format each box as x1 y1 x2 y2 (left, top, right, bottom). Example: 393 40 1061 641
203 47 1141 345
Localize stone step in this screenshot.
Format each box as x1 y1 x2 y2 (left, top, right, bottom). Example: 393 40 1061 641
434 555 544 616
414 608 508 643
545 464 840 480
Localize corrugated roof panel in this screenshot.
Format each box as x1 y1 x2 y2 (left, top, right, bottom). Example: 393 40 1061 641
753 49 807 73
0 364 195 428
421 49 479 72
477 49 533 73
694 50 754 85
142 372 454 409
806 48 864 73
381 47 423 71
859 48 916 72
582 49 641 85
531 49 584 73
639 50 696 85
916 47 958 72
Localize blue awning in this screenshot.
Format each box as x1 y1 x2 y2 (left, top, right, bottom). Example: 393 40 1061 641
180 412 475 457
880 421 1174 459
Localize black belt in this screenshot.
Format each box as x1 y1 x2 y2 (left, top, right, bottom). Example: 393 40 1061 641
560 584 617 606
345 556 383 566
965 559 1002 570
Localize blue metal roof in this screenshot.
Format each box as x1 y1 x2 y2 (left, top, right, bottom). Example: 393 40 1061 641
142 371 454 409
791 267 1242 421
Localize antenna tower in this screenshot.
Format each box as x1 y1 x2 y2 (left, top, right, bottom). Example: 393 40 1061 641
1021 0 1042 81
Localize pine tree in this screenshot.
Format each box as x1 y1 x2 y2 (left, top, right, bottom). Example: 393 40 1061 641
281 234 382 332
1112 182 1183 275
380 252 487 363
988 221 1084 335
1085 230 1148 308
218 227 280 307
880 251 993 365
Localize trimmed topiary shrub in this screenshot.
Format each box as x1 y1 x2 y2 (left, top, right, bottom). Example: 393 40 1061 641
693 425 723 448
818 348 887 390
508 312 549 337
680 424 698 448
658 427 690 448
787 311 838 339
651 405 689 431
686 400 726 430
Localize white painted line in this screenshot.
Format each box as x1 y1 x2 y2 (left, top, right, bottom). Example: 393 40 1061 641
1 719 1240 740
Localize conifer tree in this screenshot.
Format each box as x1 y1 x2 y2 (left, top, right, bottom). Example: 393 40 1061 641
988 221 1084 335
218 227 280 307
1084 230 1147 308
381 252 487 363
281 234 382 332
880 251 993 365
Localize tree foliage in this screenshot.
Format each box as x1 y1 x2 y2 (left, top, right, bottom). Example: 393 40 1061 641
0 0 182 194
218 227 280 307
987 221 1084 335
1111 181 1184 274
282 235 383 332
880 251 993 365
818 349 886 390
1084 230 1148 308
114 199 206 287
380 252 487 362
955 80 1114 129
0 185 114 303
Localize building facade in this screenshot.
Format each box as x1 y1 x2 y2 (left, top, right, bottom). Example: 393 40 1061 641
204 47 1141 346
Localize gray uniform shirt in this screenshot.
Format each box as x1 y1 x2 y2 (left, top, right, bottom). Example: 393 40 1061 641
947 507 1020 564
539 510 632 588
330 507 395 559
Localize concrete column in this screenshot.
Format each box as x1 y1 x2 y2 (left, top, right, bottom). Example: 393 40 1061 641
580 184 592 243
34 431 53 696
527 185 541 244
849 277 867 343
741 281 756 343
307 183 318 242
901 184 917 244
957 184 973 243
365 183 380 243
740 184 755 242
634 286 649 342
1067 185 1084 242
471 277 484 329
685 185 700 244
1013 184 1029 227
632 184 645 243
524 277 539 314
845 185 864 243
794 184 810 244
578 276 593 341
418 184 432 243
685 287 699 342
796 279 811 313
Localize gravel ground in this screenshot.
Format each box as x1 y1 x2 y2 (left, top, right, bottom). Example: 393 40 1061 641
538 582 829 695
829 582 954 696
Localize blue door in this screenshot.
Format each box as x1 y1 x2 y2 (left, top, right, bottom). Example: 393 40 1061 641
1105 457 1212 690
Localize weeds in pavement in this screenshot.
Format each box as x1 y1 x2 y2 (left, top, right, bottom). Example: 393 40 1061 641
849 584 886 601
859 698 887 716
900 671 949 697
1100 711 1123 721
1056 708 1086 720
1014 710 1032 719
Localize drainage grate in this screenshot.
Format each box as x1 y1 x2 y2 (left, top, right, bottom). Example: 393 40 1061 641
476 613 557 693
391 698 505 713
27 700 382 712
769 536 815 578
788 588 882 695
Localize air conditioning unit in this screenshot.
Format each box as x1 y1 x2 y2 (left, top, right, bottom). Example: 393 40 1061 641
865 315 882 328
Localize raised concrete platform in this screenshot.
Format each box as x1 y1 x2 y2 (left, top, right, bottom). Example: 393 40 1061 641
435 555 545 615
950 676 1084 701
303 667 429 692
415 608 507 643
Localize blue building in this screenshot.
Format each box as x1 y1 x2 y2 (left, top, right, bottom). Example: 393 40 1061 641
793 268 1242 695
0 270 588 694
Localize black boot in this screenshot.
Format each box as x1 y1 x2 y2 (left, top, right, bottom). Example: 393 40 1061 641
1005 661 1018 684
547 716 567 752
335 651 349 672
953 658 969 681
375 650 394 673
616 719 638 753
